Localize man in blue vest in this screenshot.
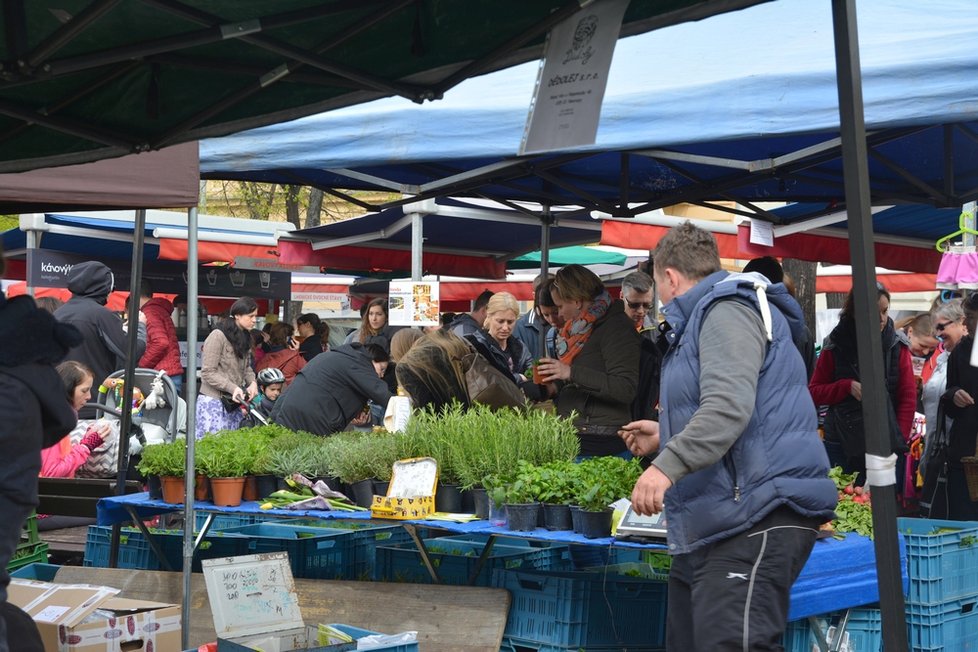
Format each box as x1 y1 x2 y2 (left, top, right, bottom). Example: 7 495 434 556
619 222 837 651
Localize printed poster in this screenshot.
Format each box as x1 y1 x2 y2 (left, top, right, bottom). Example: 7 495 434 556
388 281 440 327
520 0 629 155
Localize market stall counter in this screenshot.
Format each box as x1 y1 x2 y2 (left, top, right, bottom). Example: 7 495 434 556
98 492 907 623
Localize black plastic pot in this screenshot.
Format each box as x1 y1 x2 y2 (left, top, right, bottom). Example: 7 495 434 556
461 488 476 513
255 474 277 499
571 507 613 539
471 487 490 519
147 475 163 501
350 479 376 508
542 503 572 531
506 502 541 532
436 483 463 513
373 479 390 496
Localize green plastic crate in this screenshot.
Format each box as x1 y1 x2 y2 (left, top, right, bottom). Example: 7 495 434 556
8 543 48 572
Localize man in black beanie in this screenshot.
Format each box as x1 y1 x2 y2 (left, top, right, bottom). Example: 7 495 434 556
0 243 81 652
54 261 146 418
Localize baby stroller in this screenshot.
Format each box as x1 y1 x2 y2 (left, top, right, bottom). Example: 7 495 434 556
72 368 186 479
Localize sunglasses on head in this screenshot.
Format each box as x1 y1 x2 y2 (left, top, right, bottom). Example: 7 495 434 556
935 320 954 333
627 301 653 311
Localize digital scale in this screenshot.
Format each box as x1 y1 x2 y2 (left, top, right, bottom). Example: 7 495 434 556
614 505 669 541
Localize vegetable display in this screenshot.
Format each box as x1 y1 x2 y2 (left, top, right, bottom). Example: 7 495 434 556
828 466 873 539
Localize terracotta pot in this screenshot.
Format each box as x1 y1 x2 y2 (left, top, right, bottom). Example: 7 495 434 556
195 474 209 502
242 476 259 502
160 476 185 504
210 477 246 507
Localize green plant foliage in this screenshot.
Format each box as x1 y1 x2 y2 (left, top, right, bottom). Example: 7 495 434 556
136 439 186 477
322 432 376 484
571 456 643 511
196 432 249 478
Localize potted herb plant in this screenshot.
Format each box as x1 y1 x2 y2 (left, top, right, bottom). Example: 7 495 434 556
502 462 546 532
136 439 186 504
327 433 377 507
196 433 249 506
571 456 642 538
537 460 579 531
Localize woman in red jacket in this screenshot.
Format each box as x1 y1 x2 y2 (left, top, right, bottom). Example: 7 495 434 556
136 280 184 396
809 282 915 484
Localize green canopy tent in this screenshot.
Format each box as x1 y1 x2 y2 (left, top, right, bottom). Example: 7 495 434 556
509 245 626 268
0 0 771 173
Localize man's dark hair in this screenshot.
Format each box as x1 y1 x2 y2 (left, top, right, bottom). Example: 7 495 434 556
473 290 494 312
440 312 456 327
139 278 154 299
743 256 784 284
364 343 390 363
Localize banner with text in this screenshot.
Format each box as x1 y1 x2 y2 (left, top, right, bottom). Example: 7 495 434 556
388 281 440 327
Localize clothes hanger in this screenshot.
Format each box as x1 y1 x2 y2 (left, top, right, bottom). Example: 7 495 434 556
935 210 978 252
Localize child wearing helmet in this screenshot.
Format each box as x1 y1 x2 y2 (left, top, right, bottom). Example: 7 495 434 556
252 367 286 422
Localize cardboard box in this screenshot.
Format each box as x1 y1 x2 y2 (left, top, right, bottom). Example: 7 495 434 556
370 457 438 520
8 579 180 652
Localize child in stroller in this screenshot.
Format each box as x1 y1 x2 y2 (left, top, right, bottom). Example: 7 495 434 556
248 367 285 426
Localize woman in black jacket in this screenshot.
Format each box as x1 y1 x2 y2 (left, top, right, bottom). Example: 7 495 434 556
536 265 640 457
941 292 978 520
465 292 544 401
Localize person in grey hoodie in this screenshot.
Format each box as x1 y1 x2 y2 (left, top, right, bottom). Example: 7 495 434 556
54 262 146 418
619 222 836 651
270 343 392 436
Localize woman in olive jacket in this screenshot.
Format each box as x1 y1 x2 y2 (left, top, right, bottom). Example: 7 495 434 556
536 265 640 457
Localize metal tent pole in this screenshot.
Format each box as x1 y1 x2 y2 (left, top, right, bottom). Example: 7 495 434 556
831 1 908 649
109 208 145 568
538 207 552 356
410 212 423 281
182 206 200 650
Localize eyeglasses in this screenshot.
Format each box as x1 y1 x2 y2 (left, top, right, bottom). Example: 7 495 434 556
627 301 653 311
935 321 954 333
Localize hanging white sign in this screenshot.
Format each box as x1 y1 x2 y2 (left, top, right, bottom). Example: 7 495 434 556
519 0 629 155
388 281 440 327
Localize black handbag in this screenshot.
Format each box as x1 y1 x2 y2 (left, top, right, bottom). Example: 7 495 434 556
219 391 242 413
823 394 907 459
919 405 951 519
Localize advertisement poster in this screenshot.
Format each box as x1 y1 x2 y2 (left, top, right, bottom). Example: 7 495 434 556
388 281 440 327
520 0 629 155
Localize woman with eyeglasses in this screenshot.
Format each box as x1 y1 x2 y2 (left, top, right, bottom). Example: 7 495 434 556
936 295 978 519
536 265 640 457
809 283 916 483
920 300 967 492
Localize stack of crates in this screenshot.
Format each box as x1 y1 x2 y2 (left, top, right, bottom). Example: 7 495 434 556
9 513 48 572
898 517 978 651
783 607 883 651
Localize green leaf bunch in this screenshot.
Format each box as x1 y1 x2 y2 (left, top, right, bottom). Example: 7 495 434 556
572 456 643 512
137 439 187 477
196 432 250 478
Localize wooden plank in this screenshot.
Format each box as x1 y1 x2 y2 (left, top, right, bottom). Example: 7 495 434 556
39 526 90 554
55 566 510 652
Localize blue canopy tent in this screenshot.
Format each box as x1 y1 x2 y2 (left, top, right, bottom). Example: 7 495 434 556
278 197 603 277
201 0 978 218
202 0 939 645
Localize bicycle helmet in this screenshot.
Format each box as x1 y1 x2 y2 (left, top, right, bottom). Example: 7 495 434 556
257 367 286 387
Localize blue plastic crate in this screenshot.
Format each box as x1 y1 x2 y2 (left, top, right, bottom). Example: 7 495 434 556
897 517 978 605
374 539 558 586
783 608 882 652
907 595 978 651
500 637 663 652
155 529 252 572
84 526 160 570
426 534 571 571
219 523 356 579
277 518 414 580
491 566 668 649
10 563 60 581
328 624 418 652
194 511 270 532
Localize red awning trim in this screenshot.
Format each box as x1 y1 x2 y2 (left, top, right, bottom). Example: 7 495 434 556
816 274 937 294
279 241 506 278
4 284 270 314
159 238 280 264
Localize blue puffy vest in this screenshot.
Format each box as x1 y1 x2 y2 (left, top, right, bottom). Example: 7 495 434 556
659 271 838 554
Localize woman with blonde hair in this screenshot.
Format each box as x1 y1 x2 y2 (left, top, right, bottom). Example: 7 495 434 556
465 292 542 400
536 264 640 456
